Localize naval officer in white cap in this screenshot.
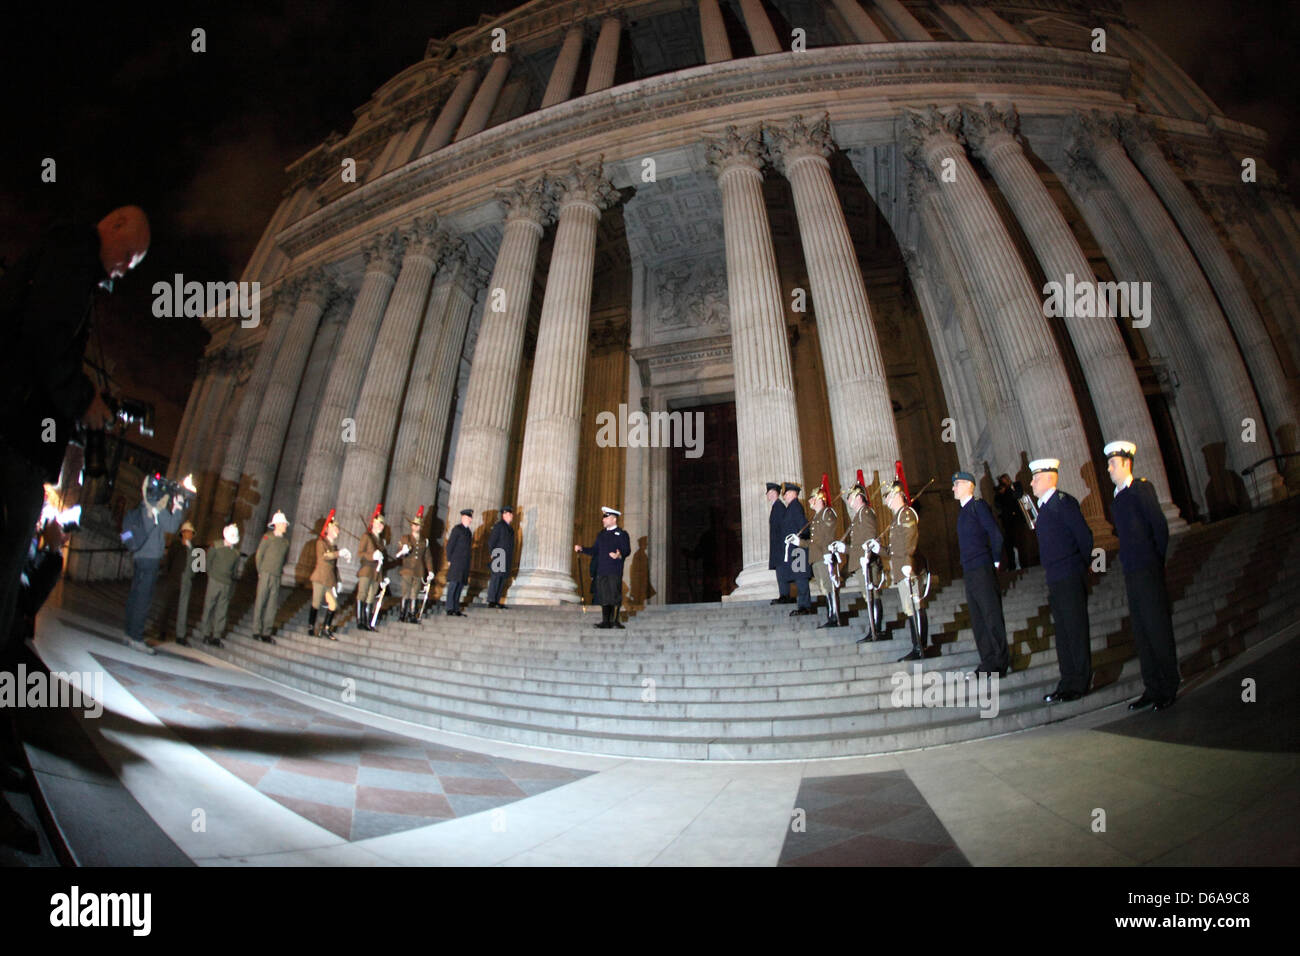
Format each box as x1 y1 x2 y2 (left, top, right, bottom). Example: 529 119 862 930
576 507 631 629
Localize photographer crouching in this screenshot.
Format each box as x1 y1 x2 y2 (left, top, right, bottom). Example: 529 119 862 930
119 472 194 654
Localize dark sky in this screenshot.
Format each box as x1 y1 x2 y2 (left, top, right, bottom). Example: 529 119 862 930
1 0 1295 402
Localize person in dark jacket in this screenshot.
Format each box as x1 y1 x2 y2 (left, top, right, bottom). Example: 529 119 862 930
766 482 789 605
1106 440 1178 711
953 471 1009 677
196 524 241 648
163 520 198 645
444 509 474 616
1029 459 1094 703
576 506 631 629
251 511 291 643
121 473 189 654
779 482 814 616
486 506 515 609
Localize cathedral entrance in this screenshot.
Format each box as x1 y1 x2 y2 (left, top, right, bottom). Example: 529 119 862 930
667 400 742 604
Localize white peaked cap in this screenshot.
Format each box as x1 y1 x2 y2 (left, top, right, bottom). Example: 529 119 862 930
1028 459 1060 474
601 506 622 517
268 511 290 527
1103 440 1137 458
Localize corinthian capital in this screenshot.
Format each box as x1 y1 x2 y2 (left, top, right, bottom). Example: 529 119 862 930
767 113 835 174
362 230 404 278
1062 109 1121 161
704 124 768 179
497 176 556 227
1059 147 1105 198
961 103 1020 158
550 159 619 212
401 216 446 261
297 265 337 308
898 106 963 168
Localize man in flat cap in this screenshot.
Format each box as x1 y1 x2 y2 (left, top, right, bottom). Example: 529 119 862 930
486 506 515 609
1030 459 1094 704
953 470 1009 677
1106 440 1178 711
766 482 790 605
576 507 631 629
779 482 814 617
251 511 291 644
445 509 474 616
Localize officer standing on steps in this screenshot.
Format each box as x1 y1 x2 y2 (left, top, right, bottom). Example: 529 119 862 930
356 506 388 631
486 506 515 609
196 524 240 648
251 511 291 644
309 511 349 639
953 471 1010 678
576 506 631 629
767 482 789 605
872 480 923 661
844 471 882 645
445 509 474 617
808 475 843 629
1105 440 1178 712
396 506 433 622
1030 458 1094 704
780 482 814 617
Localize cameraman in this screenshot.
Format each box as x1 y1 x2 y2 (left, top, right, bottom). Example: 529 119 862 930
120 474 188 653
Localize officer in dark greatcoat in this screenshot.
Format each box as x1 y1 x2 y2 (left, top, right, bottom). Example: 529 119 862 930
766 482 789 605
953 470 1009 677
779 482 814 617
486 506 515 608
444 508 474 616
1106 440 1178 711
1030 458 1094 704
576 506 631 629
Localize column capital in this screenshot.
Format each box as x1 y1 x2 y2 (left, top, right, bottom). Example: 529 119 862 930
767 113 836 174
297 265 337 308
705 124 769 179
898 106 964 166
266 274 306 315
1061 108 1123 160
362 230 405 278
401 216 446 262
496 176 556 228
1059 147 1106 198
550 159 618 213
961 102 1021 159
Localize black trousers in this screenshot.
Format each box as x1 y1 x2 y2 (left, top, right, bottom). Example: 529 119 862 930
1125 564 1179 699
445 578 465 612
486 572 507 604
124 558 161 641
1048 572 1092 695
964 562 1008 672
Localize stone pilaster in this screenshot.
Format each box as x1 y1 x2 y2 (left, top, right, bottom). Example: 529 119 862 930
706 125 804 599
1065 109 1284 506
901 106 1107 537
700 0 732 63
510 161 619 604
768 114 901 482
456 55 512 141
542 26 585 108
963 103 1177 530
584 17 622 94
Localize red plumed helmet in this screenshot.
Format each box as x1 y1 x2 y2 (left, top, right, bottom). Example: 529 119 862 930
820 472 831 502
416 505 424 519
371 503 383 521
320 508 336 538
856 469 865 489
895 461 911 505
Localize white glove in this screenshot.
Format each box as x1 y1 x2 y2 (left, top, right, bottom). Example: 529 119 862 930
425 572 434 583
338 548 352 562
784 533 799 546
994 561 1001 570
381 577 390 588
830 541 846 555
868 539 881 554
902 564 912 577
396 545 411 558
372 549 383 563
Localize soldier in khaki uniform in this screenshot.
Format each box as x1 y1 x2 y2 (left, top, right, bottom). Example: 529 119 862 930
870 480 925 661
197 524 241 648
356 506 388 631
807 477 843 629
843 472 884 644
309 510 349 639
252 510 291 644
396 506 433 623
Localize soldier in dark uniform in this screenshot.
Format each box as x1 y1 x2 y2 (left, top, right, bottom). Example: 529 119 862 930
1030 458 1094 703
356 505 387 631
251 510 291 644
309 510 347 639
844 472 883 644
486 506 515 609
444 508 474 616
872 480 923 661
1106 440 1178 711
576 506 631 629
766 482 790 605
779 482 814 617
808 476 843 629
953 470 1010 678
396 506 433 622
196 524 240 648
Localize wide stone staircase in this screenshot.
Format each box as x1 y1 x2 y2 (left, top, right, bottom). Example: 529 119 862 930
55 497 1300 760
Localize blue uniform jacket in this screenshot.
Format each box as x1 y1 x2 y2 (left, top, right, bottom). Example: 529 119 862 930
1111 478 1168 574
581 527 631 577
1034 490 1093 584
956 497 1003 570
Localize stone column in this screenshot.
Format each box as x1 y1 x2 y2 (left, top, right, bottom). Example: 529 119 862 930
769 114 901 478
542 26 585 108
584 17 622 94
288 233 403 582
455 56 511 141
445 178 553 539
1065 110 1285 506
871 0 931 41
706 125 804 599
171 354 210 471
738 0 781 54
963 103 1181 527
421 67 480 155
234 268 336 552
900 107 1108 538
332 220 445 586
830 0 888 43
700 0 733 62
510 162 618 605
1121 116 1298 458
387 242 483 520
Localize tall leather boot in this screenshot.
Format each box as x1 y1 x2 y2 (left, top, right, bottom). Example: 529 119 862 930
897 615 923 662
322 608 337 640
308 606 318 637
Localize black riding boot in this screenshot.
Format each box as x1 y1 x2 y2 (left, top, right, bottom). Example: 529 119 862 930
897 615 924 662
308 606 318 636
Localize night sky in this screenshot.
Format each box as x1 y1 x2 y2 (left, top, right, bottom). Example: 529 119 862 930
1 0 1295 407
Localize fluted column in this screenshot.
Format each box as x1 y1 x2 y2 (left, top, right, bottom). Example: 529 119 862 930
738 0 781 54
445 179 554 555
900 106 1108 537
207 280 301 533
172 354 217 476
421 67 480 155
963 104 1180 528
872 0 931 41
387 242 483 522
510 162 618 605
1121 116 1298 457
455 56 511 141
769 114 900 477
287 233 403 583
542 26 585 108
706 125 804 598
700 0 732 62
830 0 888 43
584 17 622 94
234 268 336 552
1065 110 1284 506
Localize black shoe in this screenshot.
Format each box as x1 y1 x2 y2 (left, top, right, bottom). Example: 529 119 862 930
612 622 625 629
1043 690 1082 703
1153 695 1177 711
452 610 465 617
252 633 262 643
1128 692 1156 711
896 649 922 662
203 637 224 649
790 607 814 617
816 618 841 629
262 635 276 645
593 622 608 629
855 634 872 645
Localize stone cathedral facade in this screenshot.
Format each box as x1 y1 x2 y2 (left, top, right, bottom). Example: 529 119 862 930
171 0 1300 607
